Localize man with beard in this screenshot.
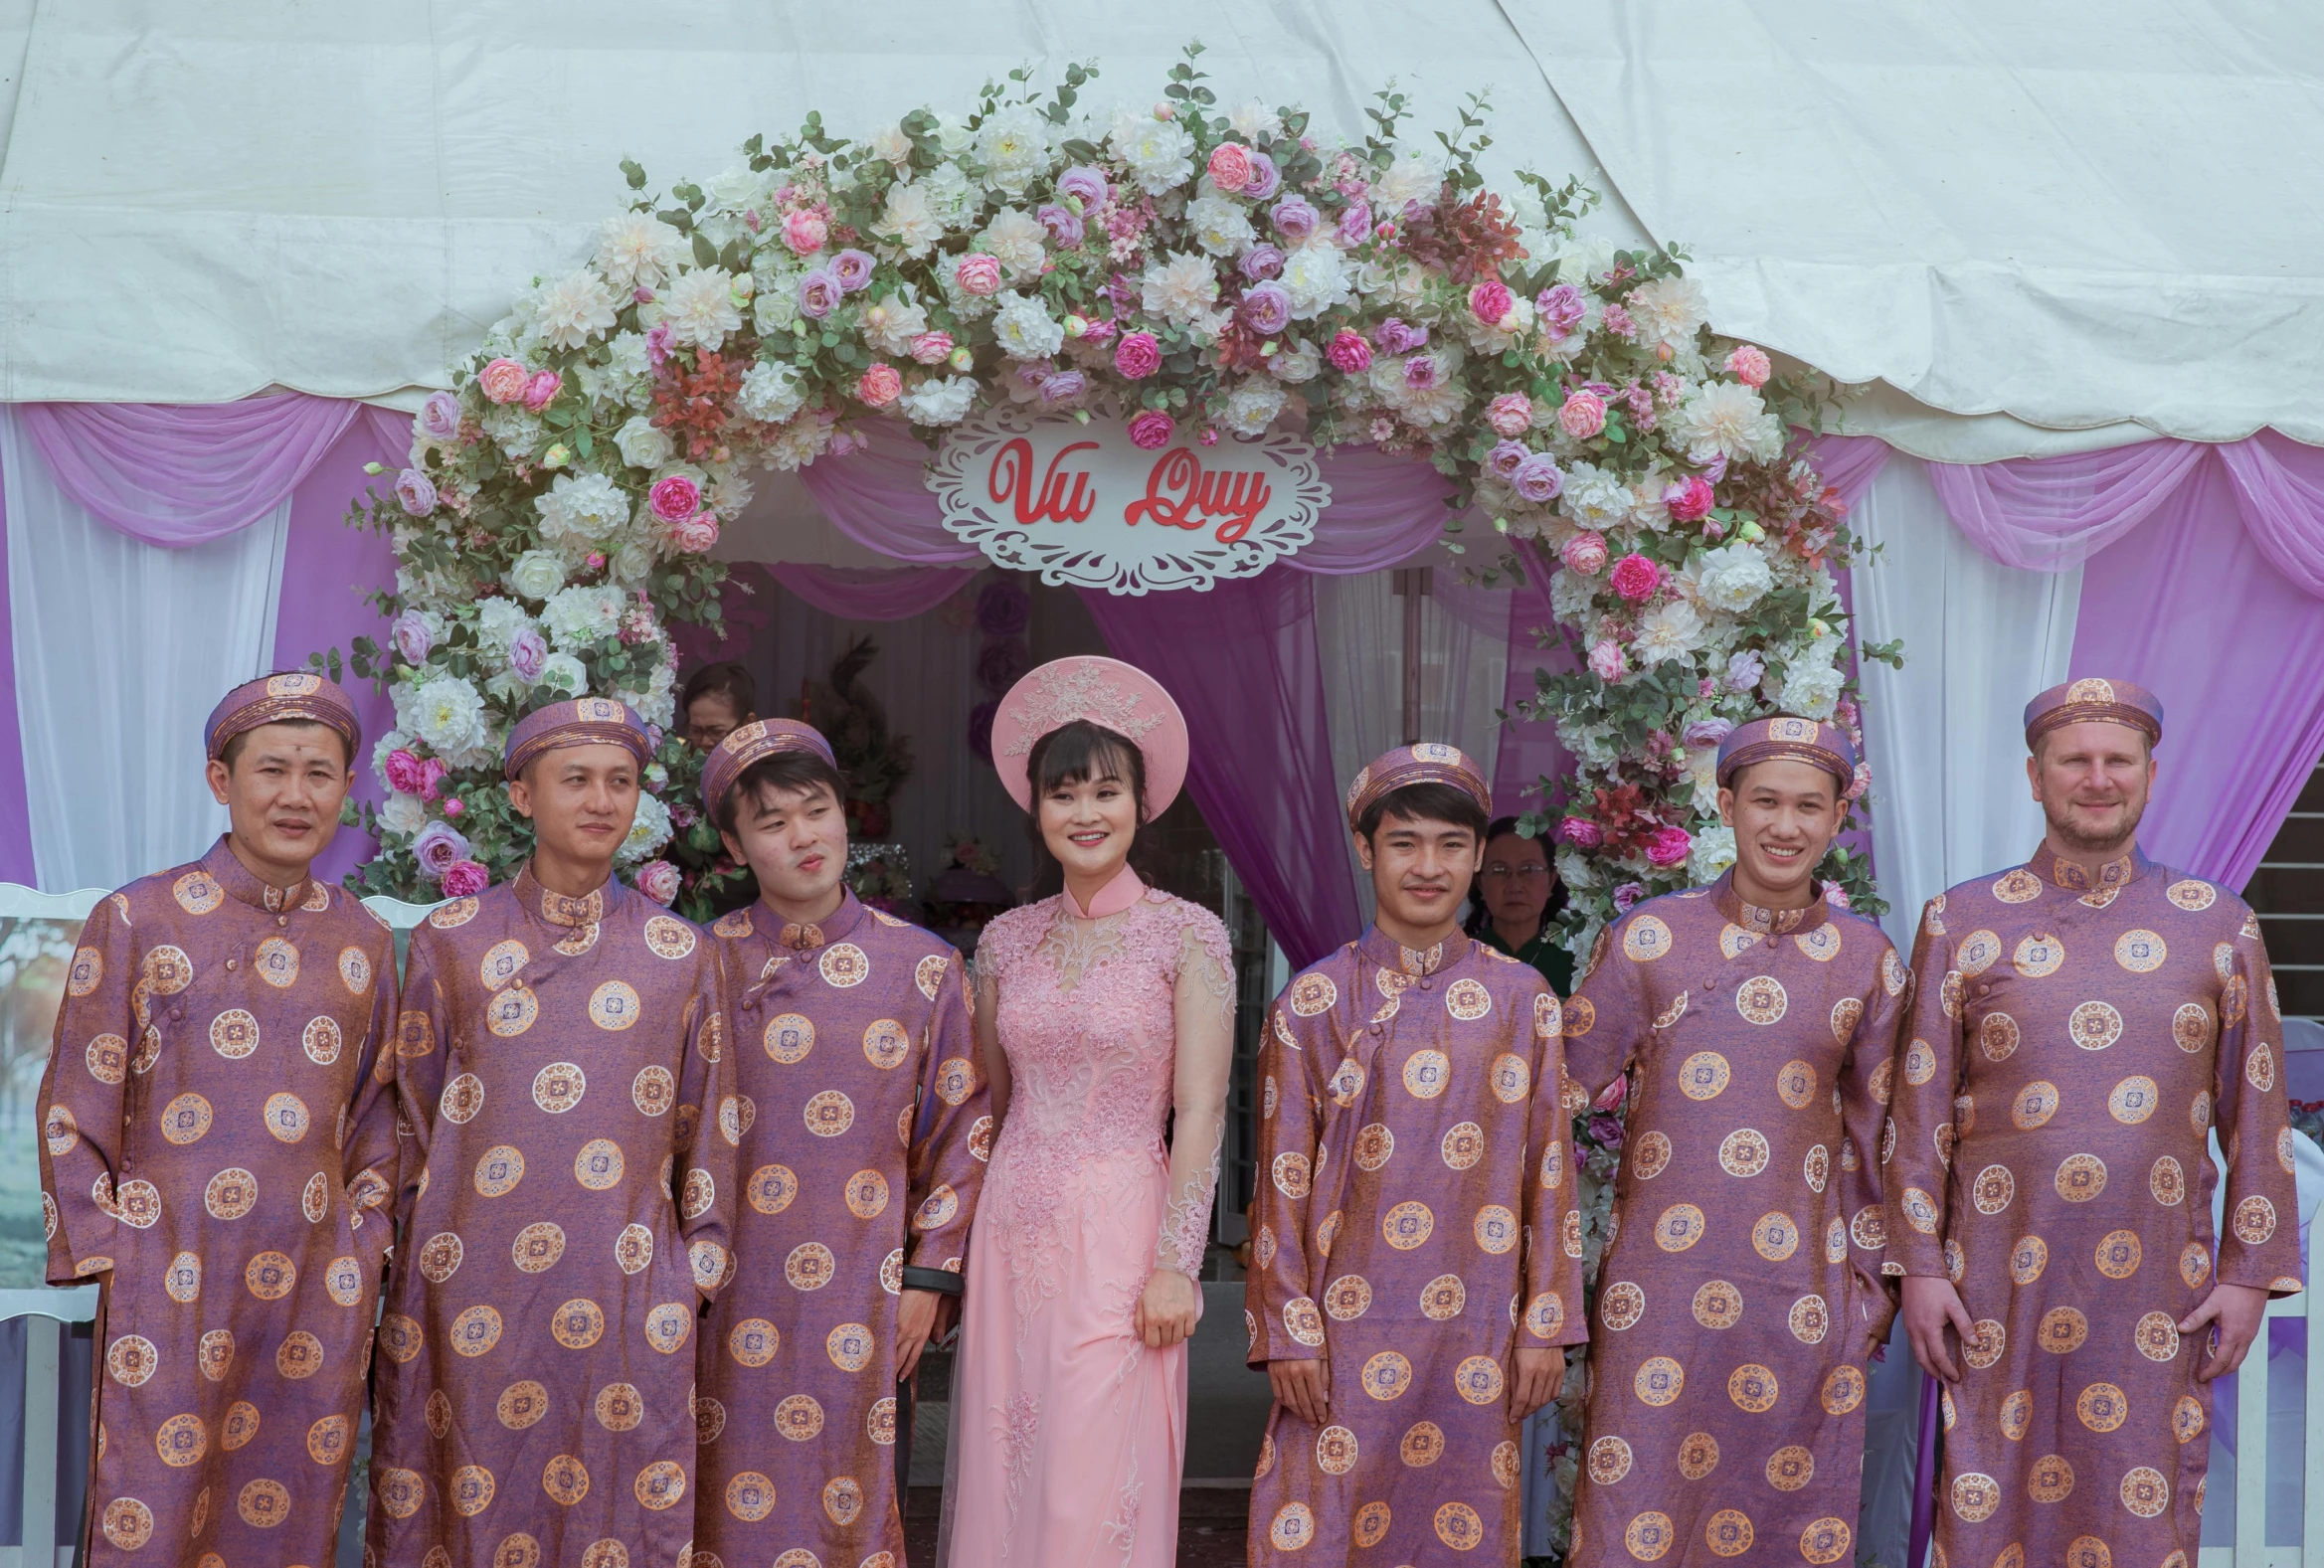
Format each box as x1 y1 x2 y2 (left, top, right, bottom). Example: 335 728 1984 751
1888 679 2301 1568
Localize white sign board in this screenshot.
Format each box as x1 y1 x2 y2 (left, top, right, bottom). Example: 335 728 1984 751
927 410 1331 595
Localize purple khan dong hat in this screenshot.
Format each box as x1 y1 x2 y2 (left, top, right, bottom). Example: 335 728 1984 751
503 696 653 779
2023 676 2164 748
702 719 837 818
1715 714 1860 794
205 670 362 762
1344 743 1493 832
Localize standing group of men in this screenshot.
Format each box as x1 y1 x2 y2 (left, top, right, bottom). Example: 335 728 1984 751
33 666 2304 1568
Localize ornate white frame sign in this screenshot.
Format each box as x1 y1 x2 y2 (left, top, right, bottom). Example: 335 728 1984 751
927 409 1331 595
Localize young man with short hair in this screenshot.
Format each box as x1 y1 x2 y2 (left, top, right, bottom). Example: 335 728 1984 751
1247 744 1585 1565
691 719 987 1568
38 671 400 1567
1561 716 1902 1567
366 697 736 1568
1888 680 2299 1568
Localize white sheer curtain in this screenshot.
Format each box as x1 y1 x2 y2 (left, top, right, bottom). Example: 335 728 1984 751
2 410 289 892
1850 452 2083 951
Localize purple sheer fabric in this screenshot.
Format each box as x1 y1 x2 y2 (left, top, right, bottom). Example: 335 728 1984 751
794 420 984 565
770 563 972 620
1929 438 2207 572
2221 430 2324 596
17 397 362 547
0 443 29 884
1078 571 1361 968
1802 432 1893 505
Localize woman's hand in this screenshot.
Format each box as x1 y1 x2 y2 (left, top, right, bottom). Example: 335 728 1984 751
1133 1267 1201 1348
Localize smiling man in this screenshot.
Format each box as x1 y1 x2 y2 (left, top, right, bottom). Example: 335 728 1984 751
689 719 987 1568
366 697 736 1568
1559 716 1902 1568
37 671 400 1568
1246 743 1585 1567
1887 679 2300 1568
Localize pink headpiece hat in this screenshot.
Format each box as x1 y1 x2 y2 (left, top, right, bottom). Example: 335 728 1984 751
989 655 1188 815
701 719 837 817
205 670 362 762
1343 743 1492 832
502 696 653 779
2023 677 2164 748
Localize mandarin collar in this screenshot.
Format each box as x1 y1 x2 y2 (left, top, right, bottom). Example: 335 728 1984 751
1355 923 1460 977
2032 843 2147 893
515 862 623 929
758 887 866 953
1710 870 1829 936
1062 865 1146 921
201 835 318 915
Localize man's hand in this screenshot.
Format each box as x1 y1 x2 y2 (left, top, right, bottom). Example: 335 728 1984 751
933 1292 962 1347
2181 1283 2269 1381
897 1289 943 1383
1901 1276 1975 1383
1269 1357 1331 1426
1511 1347 1561 1421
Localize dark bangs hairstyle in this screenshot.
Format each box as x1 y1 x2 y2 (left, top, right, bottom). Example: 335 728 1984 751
1464 812 1568 939
1355 782 1490 844
1021 719 1153 899
716 750 848 836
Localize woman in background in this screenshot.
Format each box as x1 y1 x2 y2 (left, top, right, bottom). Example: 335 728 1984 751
1466 813 1573 995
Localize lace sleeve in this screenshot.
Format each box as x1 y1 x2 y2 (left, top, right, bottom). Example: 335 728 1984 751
971 925 1011 1126
1154 913 1235 1278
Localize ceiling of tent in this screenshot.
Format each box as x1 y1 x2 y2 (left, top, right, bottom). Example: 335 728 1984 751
0 1 2316 459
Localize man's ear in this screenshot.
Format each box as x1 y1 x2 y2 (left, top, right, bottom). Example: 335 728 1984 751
1350 828 1373 871
205 758 233 807
2024 753 2042 804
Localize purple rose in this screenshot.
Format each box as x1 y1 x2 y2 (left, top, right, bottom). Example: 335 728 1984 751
1683 718 1735 748
1511 453 1564 504
1057 165 1110 210
1335 200 1373 246
1270 195 1320 241
1726 649 1765 693
1485 440 1528 481
390 610 433 665
1612 880 1647 916
1036 204 1084 247
394 468 438 517
418 391 461 441
1402 354 1441 391
1537 282 1587 338
509 626 549 683
797 268 843 319
1037 370 1087 406
1238 281 1293 336
1701 453 1730 483
1586 1112 1626 1150
967 699 999 761
1238 243 1286 282
412 819 471 882
976 635 1031 696
1242 150 1282 202
976 579 1032 638
829 249 876 292
1373 317 1427 355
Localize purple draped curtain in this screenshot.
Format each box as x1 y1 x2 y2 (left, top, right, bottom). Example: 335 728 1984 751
0 447 27 884
769 563 974 620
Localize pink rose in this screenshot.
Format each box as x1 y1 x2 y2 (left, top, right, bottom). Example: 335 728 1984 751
1609 552 1662 603
442 796 464 818
1558 816 1604 848
1822 879 1852 909
383 748 427 795
668 513 720 554
1663 475 1715 523
1612 881 1647 915
1587 638 1627 682
522 370 562 412
1726 344 1773 388
910 331 955 365
1558 390 1607 440
1126 410 1175 450
477 357 529 405
855 364 903 408
1486 394 1532 437
783 210 828 256
955 254 1003 296
1325 329 1372 373
1560 531 1609 576
636 859 683 907
1114 331 1162 379
648 474 701 523
440 859 490 899
1644 825 1693 869
1469 278 1515 326
417 756 448 802
1206 142 1254 193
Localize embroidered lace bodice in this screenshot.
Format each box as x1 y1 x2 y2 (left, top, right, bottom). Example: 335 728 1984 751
975 888 1234 1278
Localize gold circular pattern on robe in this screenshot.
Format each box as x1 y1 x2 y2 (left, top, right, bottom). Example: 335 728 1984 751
1655 1203 1706 1252
1996 1388 2033 1441
544 1298 602 1351
1324 1275 1372 1320
1454 1354 1505 1405
1444 977 1493 1020
1268 1502 1318 1551
804 1089 856 1137
2249 1041 2277 1092
338 943 374 994
85 1032 128 1084
1965 1319 2007 1369
749 1163 799 1216
2027 1452 2075 1503
2113 928 2167 971
142 945 194 995
585 981 639 1031
1635 1355 1685 1407
1658 1429 1715 1480
480 939 530 989
2235 1194 2278 1244
1692 1280 1743 1330
827 1321 879 1373
112 1178 160 1230
492 1534 541 1568
2172 1002 2212 1053
1489 1051 1530 1104
1402 1049 1452 1099
1802 1143 1831 1194
155 1412 207 1469
1678 1052 1730 1101
1726 1363 1778 1413
785 1243 836 1291
2174 1394 2207 1444
1751 1211 1799 1261
1600 1281 1646 1330
1771 1059 1816 1110
1624 1510 1676 1561
1360 1350 1413 1401
1631 1131 1672 1179
1828 999 1864 1051
820 942 870 987
1353 1123 1394 1170
1622 915 1674 962
1562 994 1597 1040
449 1464 497 1517
1800 1517 1853 1566
861 1017 911 1070
491 1381 549 1430
838 1167 890 1220
2136 1311 2182 1361
2183 1242 2214 1289
432 1072 483 1127
2056 1152 2107 1202
237 1477 293 1529
1899 1187 1940 1236
2067 1381 2130 1434
2008 1080 2058 1130
1277 1295 1326 1346
276 1329 325 1379
377 1313 422 1365
2066 1000 2122 1051
1703 1507 1754 1558
1718 1129 1769 1177
1326 1057 1365 1107
1958 930 2005 974
2192 1089 2215 1134
2121 1467 2170 1518
2001 1234 2047 1286
1790 1294 1831 1344
913 951 950 1000
1474 1204 1519 1254
1382 1201 1434 1250
263 1091 310 1143
1290 973 1338 1015
724 1472 776 1522
241 1251 293 1301
2169 877 2218 911
1433 1500 1485 1550
2013 933 2063 977
1972 1164 2015 1215
1271 1152 1312 1199
1977 1013 2020 1063
209 1008 260 1059
1734 976 1788 1025
1720 924 1760 960
1950 1473 2001 1523
642 915 696 959
2090 1229 2142 1280
1585 1434 1633 1486
131 1024 161 1075
485 984 540 1037
1312 1424 1359 1476
473 1144 526 1198
540 1454 591 1506
2150 1153 2187 1207
1765 1445 1814 1491
375 1468 424 1521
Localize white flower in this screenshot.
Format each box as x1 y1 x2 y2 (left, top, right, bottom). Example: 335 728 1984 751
979 208 1050 277
1632 600 1705 665
1670 382 1785 466
860 294 929 357
707 468 753 519
1217 378 1286 436
541 584 626 651
1689 824 1737 882
602 331 653 407
1108 108 1196 195
661 267 743 352
991 292 1065 360
505 550 568 602
1554 231 1621 285
1555 845 1599 891
536 471 630 544
480 404 545 461
704 165 765 213
876 181 948 258
1273 340 1322 383
1466 294 1534 354
614 414 673 470
1685 747 1722 814
737 360 806 424
1226 99 1284 141
868 121 915 167
900 375 980 427
1372 153 1443 211
610 542 655 586
1778 657 1846 720
931 113 976 156
920 162 976 222
537 652 588 695
934 255 996 320
1140 253 1219 327
619 791 674 865
474 598 537 655
977 104 1054 195
595 211 685 291
1548 567 1600 625
1692 541 1774 613
379 791 427 836
533 268 620 352
1278 242 1351 320
1625 274 1710 360
410 675 487 757
615 662 679 731
766 413 835 470
1561 462 1634 529
1186 193 1255 258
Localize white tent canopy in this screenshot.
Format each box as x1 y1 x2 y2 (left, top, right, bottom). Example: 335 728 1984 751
1 1 2319 459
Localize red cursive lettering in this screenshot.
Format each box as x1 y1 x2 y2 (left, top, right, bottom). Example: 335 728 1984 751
1121 447 1274 544
987 437 1099 525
